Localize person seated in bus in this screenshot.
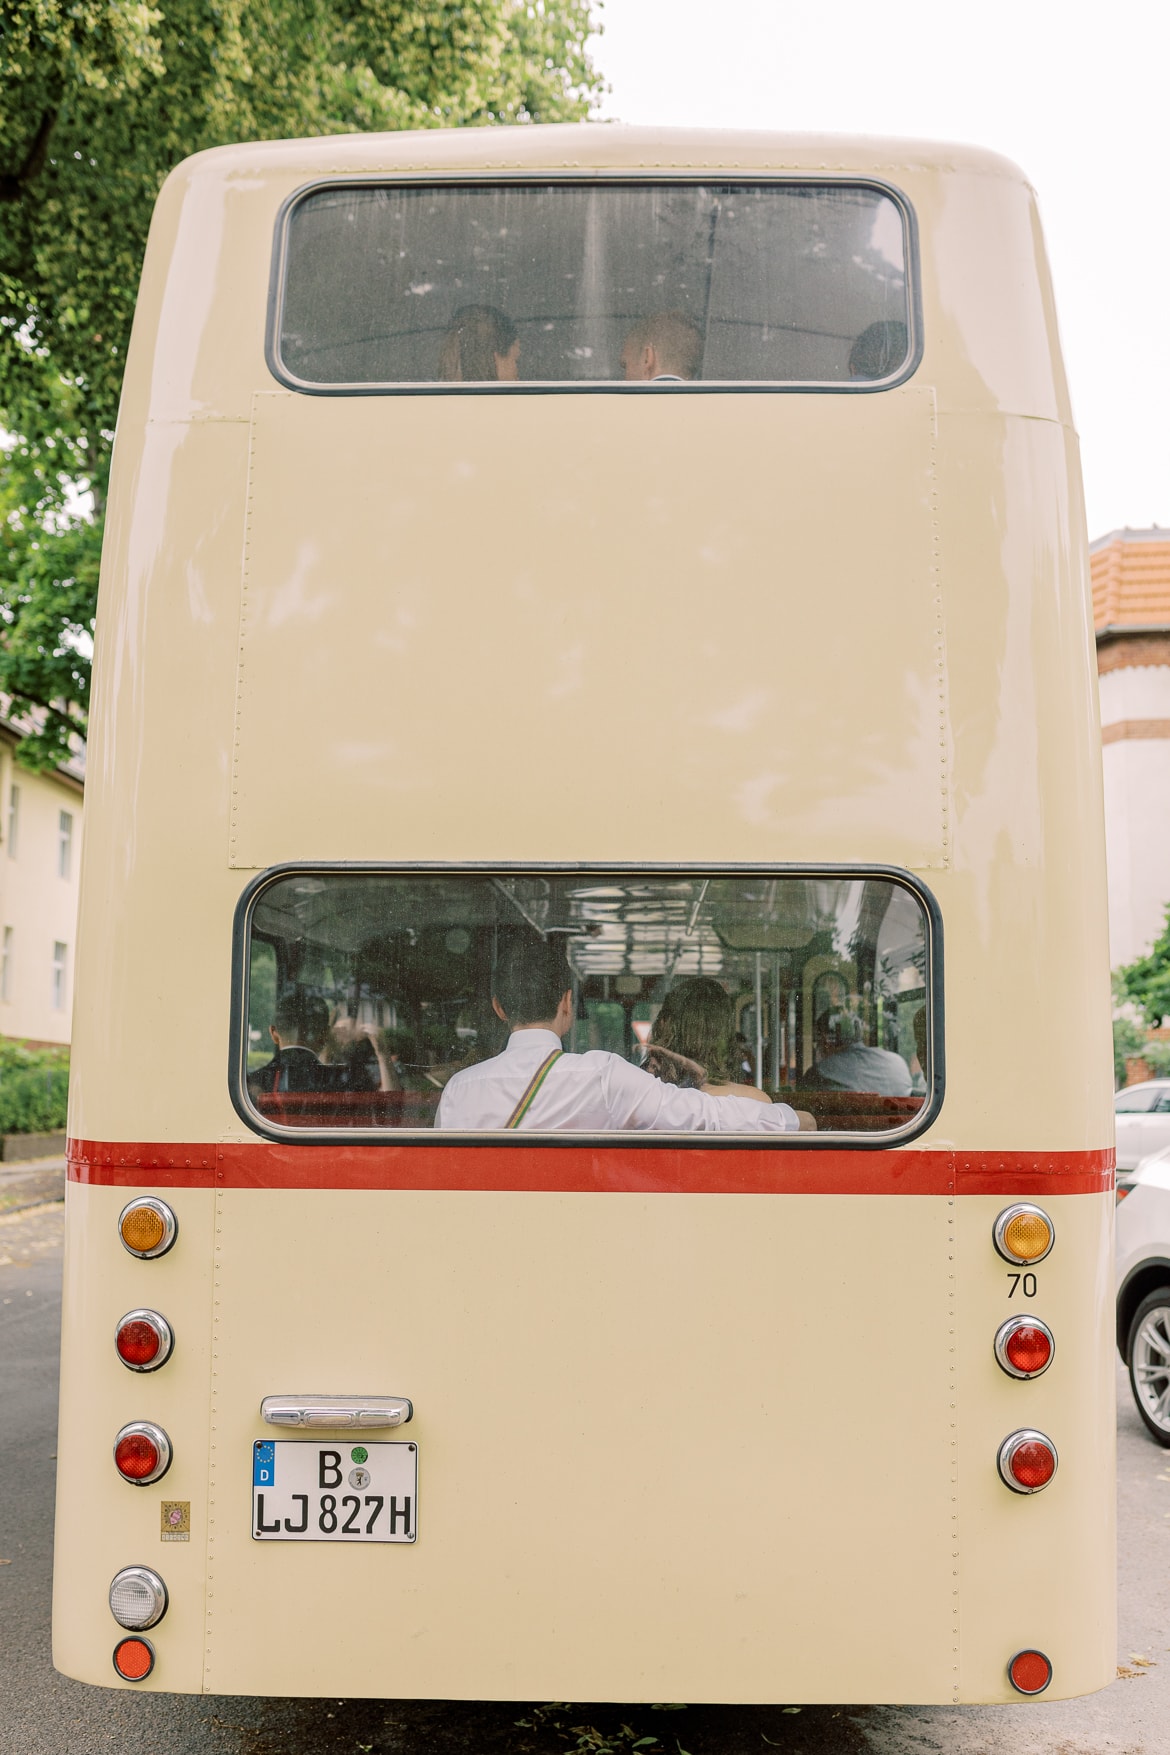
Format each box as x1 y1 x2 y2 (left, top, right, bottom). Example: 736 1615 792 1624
847 319 908 381
438 305 520 381
620 311 703 382
645 977 770 1101
646 976 816 1128
321 1010 405 1093
803 1010 913 1096
435 934 801 1133
247 992 338 1098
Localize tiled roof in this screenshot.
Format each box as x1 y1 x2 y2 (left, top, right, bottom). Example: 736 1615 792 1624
1092 527 1170 632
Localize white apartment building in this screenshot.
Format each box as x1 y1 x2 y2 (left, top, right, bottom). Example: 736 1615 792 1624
0 721 83 1045
1093 528 1170 970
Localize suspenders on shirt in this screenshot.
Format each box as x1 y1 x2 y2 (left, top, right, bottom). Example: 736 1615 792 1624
504 1049 563 1129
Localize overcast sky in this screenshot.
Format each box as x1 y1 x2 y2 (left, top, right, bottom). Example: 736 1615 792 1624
592 0 1168 541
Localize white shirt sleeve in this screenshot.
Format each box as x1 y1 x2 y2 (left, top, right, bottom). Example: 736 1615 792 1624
596 1055 799 1132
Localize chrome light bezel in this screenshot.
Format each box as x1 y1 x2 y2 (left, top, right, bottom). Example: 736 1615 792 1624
109 1565 169 1630
997 1427 1058 1495
992 1203 1055 1266
114 1309 175 1373
113 1421 173 1486
993 1314 1055 1380
118 1197 178 1260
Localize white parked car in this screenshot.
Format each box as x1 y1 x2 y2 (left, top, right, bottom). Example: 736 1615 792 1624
1116 1144 1170 1444
1114 1078 1170 1171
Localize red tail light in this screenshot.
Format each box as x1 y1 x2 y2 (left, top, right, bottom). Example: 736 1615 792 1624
113 1635 156 1681
997 1429 1058 1493
115 1310 174 1372
113 1422 172 1485
1008 1648 1052 1694
994 1315 1054 1379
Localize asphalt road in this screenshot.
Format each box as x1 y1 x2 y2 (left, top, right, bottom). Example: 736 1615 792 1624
2 1200 1167 1755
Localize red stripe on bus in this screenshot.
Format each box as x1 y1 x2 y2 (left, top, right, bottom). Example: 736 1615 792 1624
66 1140 1114 1196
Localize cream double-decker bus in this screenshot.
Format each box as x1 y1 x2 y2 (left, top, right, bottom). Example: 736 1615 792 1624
54 124 1114 1705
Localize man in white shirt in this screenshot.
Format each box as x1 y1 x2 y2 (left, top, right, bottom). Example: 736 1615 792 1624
436 936 801 1135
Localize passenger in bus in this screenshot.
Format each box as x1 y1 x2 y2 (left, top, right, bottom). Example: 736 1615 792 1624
435 935 801 1133
438 305 520 381
803 1011 913 1097
847 320 908 381
645 978 769 1101
321 1011 404 1093
247 992 337 1098
620 311 703 382
646 977 816 1129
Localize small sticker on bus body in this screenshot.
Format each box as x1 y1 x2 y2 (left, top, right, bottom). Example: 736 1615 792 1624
161 1500 190 1541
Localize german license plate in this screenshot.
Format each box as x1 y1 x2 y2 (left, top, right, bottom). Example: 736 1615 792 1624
252 1439 417 1542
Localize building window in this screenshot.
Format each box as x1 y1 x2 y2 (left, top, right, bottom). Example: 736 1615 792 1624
58 810 73 880
7 784 18 859
52 941 67 1011
1 928 12 1003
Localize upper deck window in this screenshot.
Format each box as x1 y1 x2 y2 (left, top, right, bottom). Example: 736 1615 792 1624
273 181 914 391
234 867 939 1142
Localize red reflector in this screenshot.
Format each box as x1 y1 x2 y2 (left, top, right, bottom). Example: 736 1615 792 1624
1005 1325 1052 1375
113 1636 155 1681
1009 1440 1056 1491
1009 1648 1052 1695
116 1320 161 1367
115 1432 160 1481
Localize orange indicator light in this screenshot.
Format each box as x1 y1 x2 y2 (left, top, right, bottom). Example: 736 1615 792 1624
121 1208 165 1252
1004 1213 1051 1261
113 1636 155 1681
118 1199 177 1259
993 1204 1054 1265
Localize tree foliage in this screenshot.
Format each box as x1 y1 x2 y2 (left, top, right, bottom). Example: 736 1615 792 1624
0 0 602 764
1113 1013 1145 1087
1116 904 1170 1030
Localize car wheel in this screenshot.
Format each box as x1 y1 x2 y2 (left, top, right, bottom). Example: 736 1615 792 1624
1128 1290 1170 1446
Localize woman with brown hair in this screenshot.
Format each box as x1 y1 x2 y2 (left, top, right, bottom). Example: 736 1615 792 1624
438 305 520 381
645 976 771 1103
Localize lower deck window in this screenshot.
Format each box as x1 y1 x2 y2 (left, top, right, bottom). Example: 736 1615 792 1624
238 870 937 1138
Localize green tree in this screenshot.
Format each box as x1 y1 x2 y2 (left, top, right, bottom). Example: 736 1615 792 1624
0 0 602 766
1113 1014 1145 1087
1117 904 1170 1030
